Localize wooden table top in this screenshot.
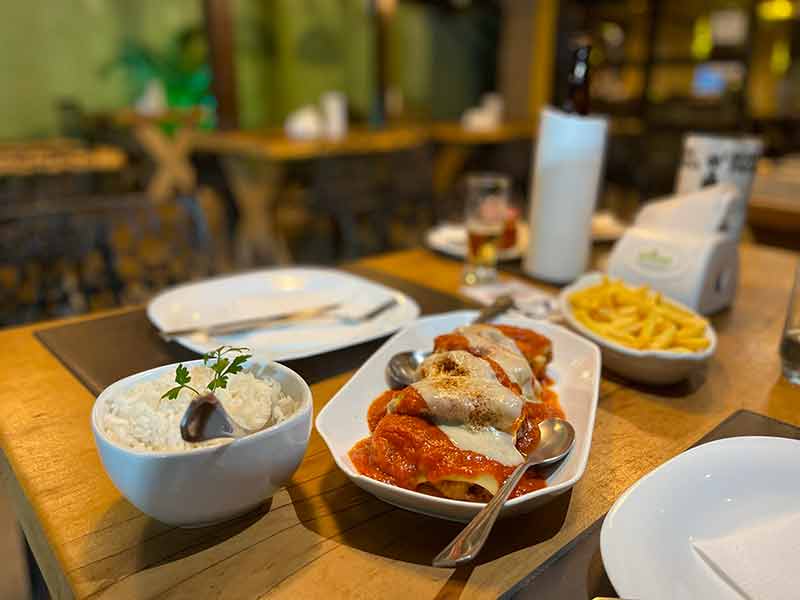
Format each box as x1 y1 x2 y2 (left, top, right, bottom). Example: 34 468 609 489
189 121 541 162
189 116 649 163
190 126 430 162
427 121 535 145
749 195 800 233
0 141 126 177
1 245 799 599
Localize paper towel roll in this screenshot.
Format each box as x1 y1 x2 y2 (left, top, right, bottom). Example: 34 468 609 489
523 108 608 283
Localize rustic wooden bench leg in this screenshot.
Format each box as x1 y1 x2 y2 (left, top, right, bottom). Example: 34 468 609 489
222 157 290 267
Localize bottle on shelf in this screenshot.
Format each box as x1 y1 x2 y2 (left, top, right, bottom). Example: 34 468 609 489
523 34 608 284
563 36 592 116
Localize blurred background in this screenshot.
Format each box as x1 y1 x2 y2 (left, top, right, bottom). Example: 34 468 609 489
3 0 800 330
4 1 800 597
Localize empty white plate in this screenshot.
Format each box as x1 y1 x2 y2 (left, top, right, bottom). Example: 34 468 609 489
316 311 601 522
601 436 800 600
147 268 421 361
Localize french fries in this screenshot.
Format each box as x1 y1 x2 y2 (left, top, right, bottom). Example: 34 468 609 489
568 277 710 353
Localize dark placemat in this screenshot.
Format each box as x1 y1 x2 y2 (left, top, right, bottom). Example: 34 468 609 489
505 409 800 600
35 265 476 395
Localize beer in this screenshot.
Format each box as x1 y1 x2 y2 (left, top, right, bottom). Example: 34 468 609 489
462 174 510 285
498 207 519 250
467 220 503 267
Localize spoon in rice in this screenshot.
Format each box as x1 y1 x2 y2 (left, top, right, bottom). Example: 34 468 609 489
180 394 258 442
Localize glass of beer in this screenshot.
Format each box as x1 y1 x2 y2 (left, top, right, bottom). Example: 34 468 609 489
463 174 510 285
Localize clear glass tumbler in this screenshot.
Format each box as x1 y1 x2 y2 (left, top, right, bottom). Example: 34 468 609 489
463 174 510 286
780 259 800 385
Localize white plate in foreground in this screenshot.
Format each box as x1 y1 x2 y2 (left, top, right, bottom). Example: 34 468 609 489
147 268 420 361
316 311 601 522
601 436 800 600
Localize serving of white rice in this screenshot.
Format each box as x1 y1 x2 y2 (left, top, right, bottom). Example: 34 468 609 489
101 366 299 452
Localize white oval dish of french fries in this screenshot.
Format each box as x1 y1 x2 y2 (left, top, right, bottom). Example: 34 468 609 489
559 272 717 384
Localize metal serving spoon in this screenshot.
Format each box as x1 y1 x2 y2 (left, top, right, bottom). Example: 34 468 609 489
432 418 576 568
180 394 259 442
385 294 514 389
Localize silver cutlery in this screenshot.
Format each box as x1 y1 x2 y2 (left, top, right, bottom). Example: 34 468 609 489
432 418 576 568
159 302 341 341
385 294 514 389
180 393 257 442
339 297 398 325
161 297 400 342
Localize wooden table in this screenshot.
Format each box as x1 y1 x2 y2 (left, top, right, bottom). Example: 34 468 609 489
427 122 535 200
0 140 125 177
188 122 537 265
2 245 799 599
113 109 206 204
749 195 800 238
190 126 429 266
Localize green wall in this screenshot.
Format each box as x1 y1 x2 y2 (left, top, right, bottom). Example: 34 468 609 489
0 1 495 139
0 0 201 139
0 0 377 139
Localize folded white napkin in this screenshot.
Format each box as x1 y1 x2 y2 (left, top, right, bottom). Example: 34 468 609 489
634 182 740 234
460 280 556 320
691 512 800 600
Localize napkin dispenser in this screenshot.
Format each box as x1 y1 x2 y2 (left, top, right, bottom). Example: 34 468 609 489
607 184 740 314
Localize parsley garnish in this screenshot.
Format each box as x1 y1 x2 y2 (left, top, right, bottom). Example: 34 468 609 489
161 346 252 400
202 346 252 392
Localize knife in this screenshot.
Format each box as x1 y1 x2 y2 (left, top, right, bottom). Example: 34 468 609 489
159 302 341 340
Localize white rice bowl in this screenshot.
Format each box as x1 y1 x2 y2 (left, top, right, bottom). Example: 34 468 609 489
91 359 313 526
101 365 299 452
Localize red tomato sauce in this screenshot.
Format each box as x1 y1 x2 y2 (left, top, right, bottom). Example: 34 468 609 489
349 413 547 499
491 324 552 379
349 381 564 501
434 326 553 380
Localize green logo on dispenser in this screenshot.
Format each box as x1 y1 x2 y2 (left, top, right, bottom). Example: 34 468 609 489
637 248 673 271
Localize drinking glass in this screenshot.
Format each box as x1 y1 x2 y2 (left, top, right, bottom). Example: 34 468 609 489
780 259 800 385
463 174 510 285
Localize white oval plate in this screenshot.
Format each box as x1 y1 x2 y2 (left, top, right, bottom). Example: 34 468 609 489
315 311 601 522
425 222 528 261
601 436 800 600
147 268 420 362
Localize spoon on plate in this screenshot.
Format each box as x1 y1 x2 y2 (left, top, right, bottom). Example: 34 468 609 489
432 418 576 568
180 394 259 442
385 294 514 389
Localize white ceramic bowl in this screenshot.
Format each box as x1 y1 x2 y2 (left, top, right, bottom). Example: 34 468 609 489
91 359 312 527
559 272 717 385
316 311 601 522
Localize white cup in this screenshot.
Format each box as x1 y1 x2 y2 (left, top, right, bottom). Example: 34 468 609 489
321 91 348 140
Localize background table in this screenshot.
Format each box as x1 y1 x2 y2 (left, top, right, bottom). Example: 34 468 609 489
188 122 536 265
0 139 125 177
190 126 429 265
0 244 798 599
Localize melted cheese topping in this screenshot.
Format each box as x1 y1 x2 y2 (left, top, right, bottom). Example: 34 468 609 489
410 375 522 432
437 423 524 466
457 324 535 397
420 350 498 381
